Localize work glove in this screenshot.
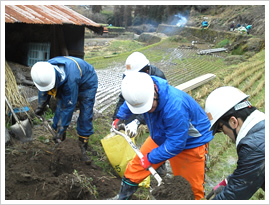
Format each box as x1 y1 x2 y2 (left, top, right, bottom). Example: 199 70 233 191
53 131 66 143
35 106 46 116
213 185 225 195
206 178 228 199
213 178 227 192
125 119 140 138
140 154 151 170
112 118 125 131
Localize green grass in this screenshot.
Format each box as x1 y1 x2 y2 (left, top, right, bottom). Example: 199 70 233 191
85 39 166 69
216 39 230 48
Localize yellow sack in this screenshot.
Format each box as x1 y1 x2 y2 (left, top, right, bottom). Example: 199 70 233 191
101 132 150 188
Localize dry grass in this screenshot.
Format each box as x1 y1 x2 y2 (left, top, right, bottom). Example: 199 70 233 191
5 61 34 120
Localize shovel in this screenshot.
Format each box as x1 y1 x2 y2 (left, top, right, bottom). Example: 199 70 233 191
206 189 214 200
5 96 32 142
35 113 61 145
111 127 163 186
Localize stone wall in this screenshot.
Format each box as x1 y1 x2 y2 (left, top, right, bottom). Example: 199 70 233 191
156 24 250 44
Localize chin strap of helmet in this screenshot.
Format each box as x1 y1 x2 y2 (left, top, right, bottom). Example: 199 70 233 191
220 119 238 140
154 85 159 102
220 100 252 140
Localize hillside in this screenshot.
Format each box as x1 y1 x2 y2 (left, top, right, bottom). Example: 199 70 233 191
187 5 265 37
71 5 265 38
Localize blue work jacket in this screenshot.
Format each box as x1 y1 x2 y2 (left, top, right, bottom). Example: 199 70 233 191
117 76 213 164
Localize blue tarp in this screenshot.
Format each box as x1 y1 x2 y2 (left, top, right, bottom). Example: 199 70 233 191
8 106 29 116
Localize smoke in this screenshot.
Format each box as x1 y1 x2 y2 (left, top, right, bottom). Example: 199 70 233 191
174 13 187 27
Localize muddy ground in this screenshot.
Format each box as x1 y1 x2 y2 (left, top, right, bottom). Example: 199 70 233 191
5 138 119 200
5 121 194 200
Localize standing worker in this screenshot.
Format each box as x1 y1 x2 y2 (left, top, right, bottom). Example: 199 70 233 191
246 24 252 34
113 72 213 200
31 56 98 165
229 21 235 31
205 86 265 200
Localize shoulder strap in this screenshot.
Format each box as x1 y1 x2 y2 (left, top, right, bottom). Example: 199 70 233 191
64 56 82 77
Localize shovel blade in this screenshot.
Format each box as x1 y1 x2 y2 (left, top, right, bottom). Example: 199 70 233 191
10 119 32 142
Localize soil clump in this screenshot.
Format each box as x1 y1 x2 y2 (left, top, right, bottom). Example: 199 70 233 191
151 175 195 200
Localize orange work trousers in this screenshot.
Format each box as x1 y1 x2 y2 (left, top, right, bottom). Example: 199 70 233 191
124 136 208 200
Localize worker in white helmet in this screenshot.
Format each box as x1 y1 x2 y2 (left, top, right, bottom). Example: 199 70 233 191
205 86 265 200
112 52 167 177
114 72 213 200
112 52 166 136
31 56 98 165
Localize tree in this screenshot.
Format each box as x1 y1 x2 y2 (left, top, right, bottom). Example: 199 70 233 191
92 5 102 13
124 5 132 27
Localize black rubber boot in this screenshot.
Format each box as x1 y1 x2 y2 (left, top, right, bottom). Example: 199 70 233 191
118 176 138 200
78 136 91 165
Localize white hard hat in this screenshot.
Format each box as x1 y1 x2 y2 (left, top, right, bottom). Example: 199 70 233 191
205 86 249 132
124 52 150 75
31 62 56 91
121 72 154 114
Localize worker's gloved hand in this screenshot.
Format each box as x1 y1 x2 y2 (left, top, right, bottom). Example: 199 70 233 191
213 185 225 196
206 177 229 199
213 178 228 195
53 131 66 143
140 154 151 170
35 106 46 116
214 178 227 191
125 119 140 138
112 118 125 131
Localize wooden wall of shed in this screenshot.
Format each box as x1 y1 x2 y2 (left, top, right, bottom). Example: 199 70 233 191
63 25 85 59
5 23 86 66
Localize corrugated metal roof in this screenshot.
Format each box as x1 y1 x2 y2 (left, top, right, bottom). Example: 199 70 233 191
5 5 103 34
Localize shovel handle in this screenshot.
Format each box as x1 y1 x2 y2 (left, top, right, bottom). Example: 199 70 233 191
5 96 20 123
111 128 163 186
206 189 214 200
35 114 56 138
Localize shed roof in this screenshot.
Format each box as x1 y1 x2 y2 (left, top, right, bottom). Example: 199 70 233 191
5 5 103 34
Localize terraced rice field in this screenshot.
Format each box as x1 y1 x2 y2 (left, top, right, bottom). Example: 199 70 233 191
94 46 227 113
190 50 265 200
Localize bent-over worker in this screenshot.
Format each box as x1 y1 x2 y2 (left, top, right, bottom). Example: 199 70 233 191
114 72 213 200
112 51 168 177
205 86 265 200
112 51 166 138
31 56 98 165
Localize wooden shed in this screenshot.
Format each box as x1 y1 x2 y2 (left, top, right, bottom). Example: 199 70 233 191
5 5 104 66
